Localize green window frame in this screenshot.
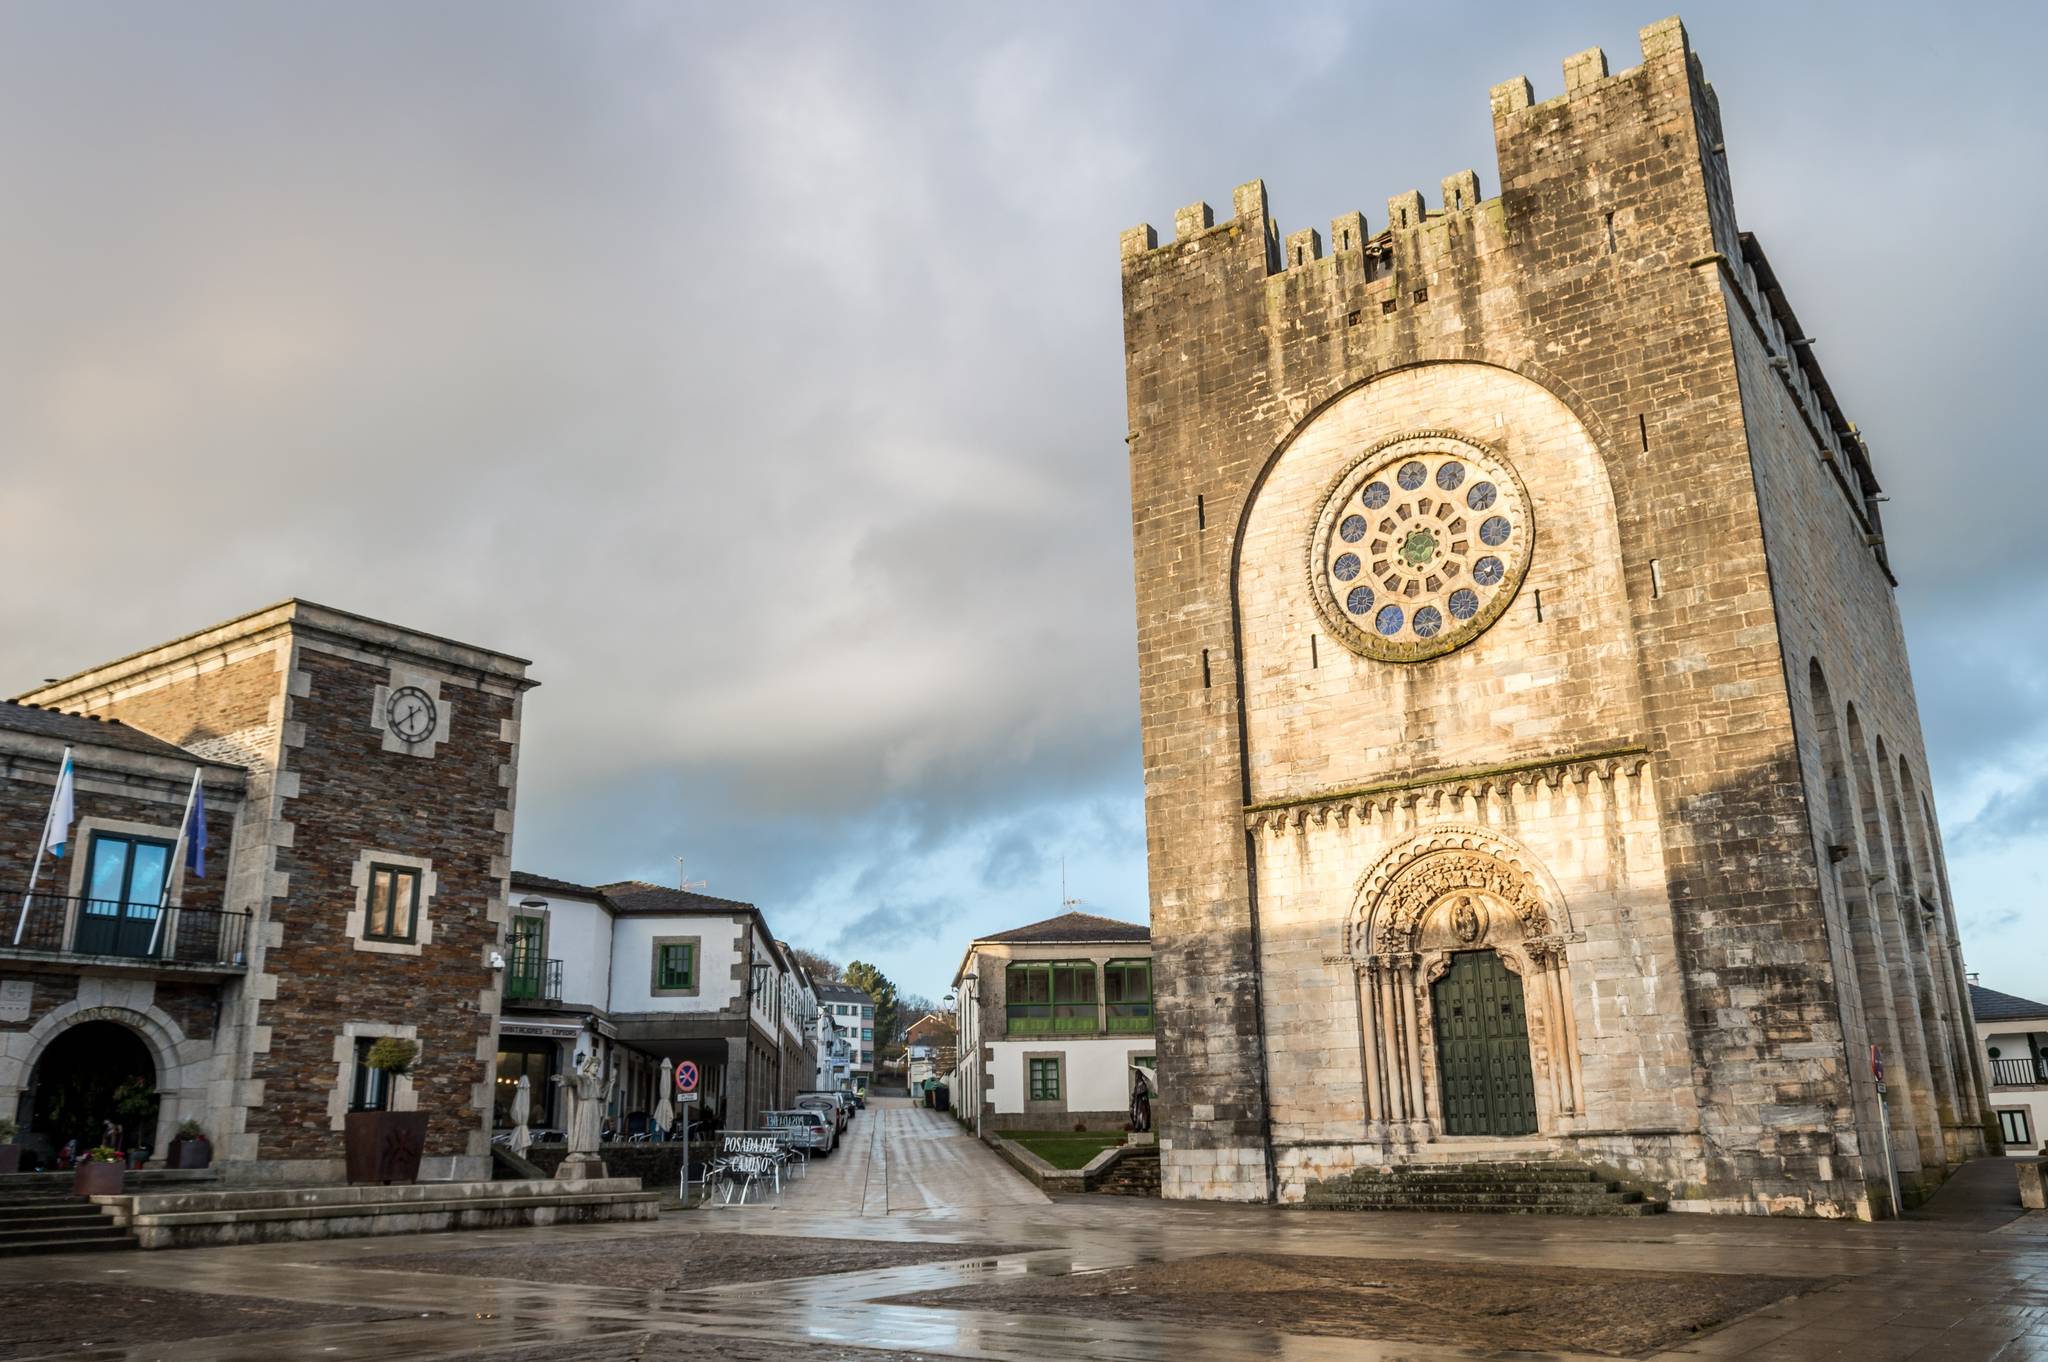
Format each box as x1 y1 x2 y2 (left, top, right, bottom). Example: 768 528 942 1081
365 864 422 943
1006 961 1098 1035
1105 958 1154 1033
657 941 696 991
1028 1057 1060 1102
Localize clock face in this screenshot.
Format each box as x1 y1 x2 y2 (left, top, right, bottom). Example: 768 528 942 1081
386 685 438 744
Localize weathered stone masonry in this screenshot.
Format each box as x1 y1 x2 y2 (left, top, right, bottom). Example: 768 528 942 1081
22 601 533 1182
1120 17 1984 1216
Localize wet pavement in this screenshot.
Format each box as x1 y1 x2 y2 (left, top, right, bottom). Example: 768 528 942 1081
4 1099 2046 1360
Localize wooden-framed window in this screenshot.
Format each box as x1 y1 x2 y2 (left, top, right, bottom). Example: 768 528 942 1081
365 864 422 943
1105 958 1153 1033
1028 1057 1061 1102
2000 1108 2033 1148
1006 961 1097 1035
657 941 696 991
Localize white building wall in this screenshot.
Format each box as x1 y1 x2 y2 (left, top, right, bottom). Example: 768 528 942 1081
1982 1024 2048 1155
989 1036 1152 1117
609 913 743 1014
529 892 612 1008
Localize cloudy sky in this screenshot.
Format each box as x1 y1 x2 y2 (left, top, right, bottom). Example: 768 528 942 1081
3 3 2043 1005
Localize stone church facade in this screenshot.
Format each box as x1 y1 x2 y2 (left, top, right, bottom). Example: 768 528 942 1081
1119 17 1987 1217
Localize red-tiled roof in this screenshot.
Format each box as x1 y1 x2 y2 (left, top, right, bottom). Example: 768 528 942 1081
978 910 1149 945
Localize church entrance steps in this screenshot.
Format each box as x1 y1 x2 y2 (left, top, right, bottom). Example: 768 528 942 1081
1301 1161 1668 1216
0 1189 138 1256
92 1176 658 1249
1090 1145 1161 1198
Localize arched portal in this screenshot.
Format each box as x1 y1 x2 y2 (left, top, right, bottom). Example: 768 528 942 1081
28 1020 158 1152
1349 826 1583 1142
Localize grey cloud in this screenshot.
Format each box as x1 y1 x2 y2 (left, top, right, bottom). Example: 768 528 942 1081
3 3 2045 1000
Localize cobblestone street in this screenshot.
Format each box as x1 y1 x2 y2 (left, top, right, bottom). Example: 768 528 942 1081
773 1097 1050 1218
4 1099 2048 1360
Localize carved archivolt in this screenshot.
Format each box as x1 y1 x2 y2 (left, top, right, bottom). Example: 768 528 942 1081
1348 824 1571 958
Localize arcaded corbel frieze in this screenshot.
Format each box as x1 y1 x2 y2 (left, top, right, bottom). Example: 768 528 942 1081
1241 744 1653 832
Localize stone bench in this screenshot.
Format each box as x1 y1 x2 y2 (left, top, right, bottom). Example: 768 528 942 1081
92 1177 657 1249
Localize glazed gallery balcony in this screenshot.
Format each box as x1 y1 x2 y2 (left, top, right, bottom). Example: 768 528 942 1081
0 889 250 973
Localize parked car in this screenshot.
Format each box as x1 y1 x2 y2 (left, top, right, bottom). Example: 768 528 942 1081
763 1108 834 1155
794 1093 847 1134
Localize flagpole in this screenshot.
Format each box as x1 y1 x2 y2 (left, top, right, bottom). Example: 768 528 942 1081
15 746 71 946
147 769 202 958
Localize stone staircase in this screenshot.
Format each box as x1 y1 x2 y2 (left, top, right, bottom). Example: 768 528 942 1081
0 1189 137 1256
1091 1145 1161 1198
1303 1160 1667 1216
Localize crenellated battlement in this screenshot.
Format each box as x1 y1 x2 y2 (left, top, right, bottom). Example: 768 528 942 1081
1121 16 1699 278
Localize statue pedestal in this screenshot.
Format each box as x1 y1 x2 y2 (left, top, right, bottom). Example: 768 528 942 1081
558 1153 609 1181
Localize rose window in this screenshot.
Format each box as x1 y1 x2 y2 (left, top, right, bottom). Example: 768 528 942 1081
1306 431 1534 662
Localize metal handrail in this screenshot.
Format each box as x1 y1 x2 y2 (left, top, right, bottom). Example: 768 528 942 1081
505 954 563 1002
1 889 250 967
1991 1056 2048 1087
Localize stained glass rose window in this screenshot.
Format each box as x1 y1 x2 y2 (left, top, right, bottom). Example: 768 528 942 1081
1307 432 1533 662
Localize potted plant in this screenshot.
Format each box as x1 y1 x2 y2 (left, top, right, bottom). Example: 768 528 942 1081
113 1076 158 1166
74 1145 125 1196
167 1118 212 1170
344 1038 428 1185
0 1118 19 1175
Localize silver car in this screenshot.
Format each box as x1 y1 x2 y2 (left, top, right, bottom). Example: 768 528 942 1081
763 1108 834 1154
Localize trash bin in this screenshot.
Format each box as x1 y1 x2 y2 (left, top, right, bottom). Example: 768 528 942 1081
933 1084 950 1112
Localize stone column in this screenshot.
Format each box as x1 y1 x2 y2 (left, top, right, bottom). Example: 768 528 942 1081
1397 953 1427 1139
1357 961 1384 1132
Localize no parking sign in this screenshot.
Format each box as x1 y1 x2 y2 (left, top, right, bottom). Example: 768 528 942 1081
676 1060 700 1097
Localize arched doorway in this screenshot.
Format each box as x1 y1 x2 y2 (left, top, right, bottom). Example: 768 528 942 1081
1349 826 1585 1141
1431 950 1538 1136
29 1020 157 1152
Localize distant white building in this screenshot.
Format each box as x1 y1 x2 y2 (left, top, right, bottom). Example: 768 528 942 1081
498 874 819 1134
815 982 875 1088
814 1005 852 1091
1973 981 2048 1156
949 911 1154 1135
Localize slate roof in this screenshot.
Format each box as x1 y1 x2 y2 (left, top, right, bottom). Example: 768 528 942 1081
978 910 1150 945
509 871 615 900
599 880 760 917
1970 983 2048 1023
816 983 874 1004
0 700 241 769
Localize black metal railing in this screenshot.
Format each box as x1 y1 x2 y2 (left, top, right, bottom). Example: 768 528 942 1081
506 954 562 1003
1991 1057 2048 1087
0 890 249 968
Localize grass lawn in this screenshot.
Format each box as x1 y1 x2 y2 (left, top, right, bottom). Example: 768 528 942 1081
999 1129 1125 1169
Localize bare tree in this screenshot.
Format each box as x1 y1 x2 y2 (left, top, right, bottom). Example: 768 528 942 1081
787 946 842 984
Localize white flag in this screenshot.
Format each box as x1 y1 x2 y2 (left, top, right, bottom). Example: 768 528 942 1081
39 750 75 859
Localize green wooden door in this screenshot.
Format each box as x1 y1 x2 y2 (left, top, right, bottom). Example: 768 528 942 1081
1431 950 1538 1136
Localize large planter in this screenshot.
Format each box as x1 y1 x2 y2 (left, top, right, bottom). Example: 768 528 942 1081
0 1144 20 1175
73 1161 124 1196
167 1136 212 1170
344 1110 428 1185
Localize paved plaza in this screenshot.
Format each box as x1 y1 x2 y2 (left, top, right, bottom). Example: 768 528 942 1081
5 1100 2048 1361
